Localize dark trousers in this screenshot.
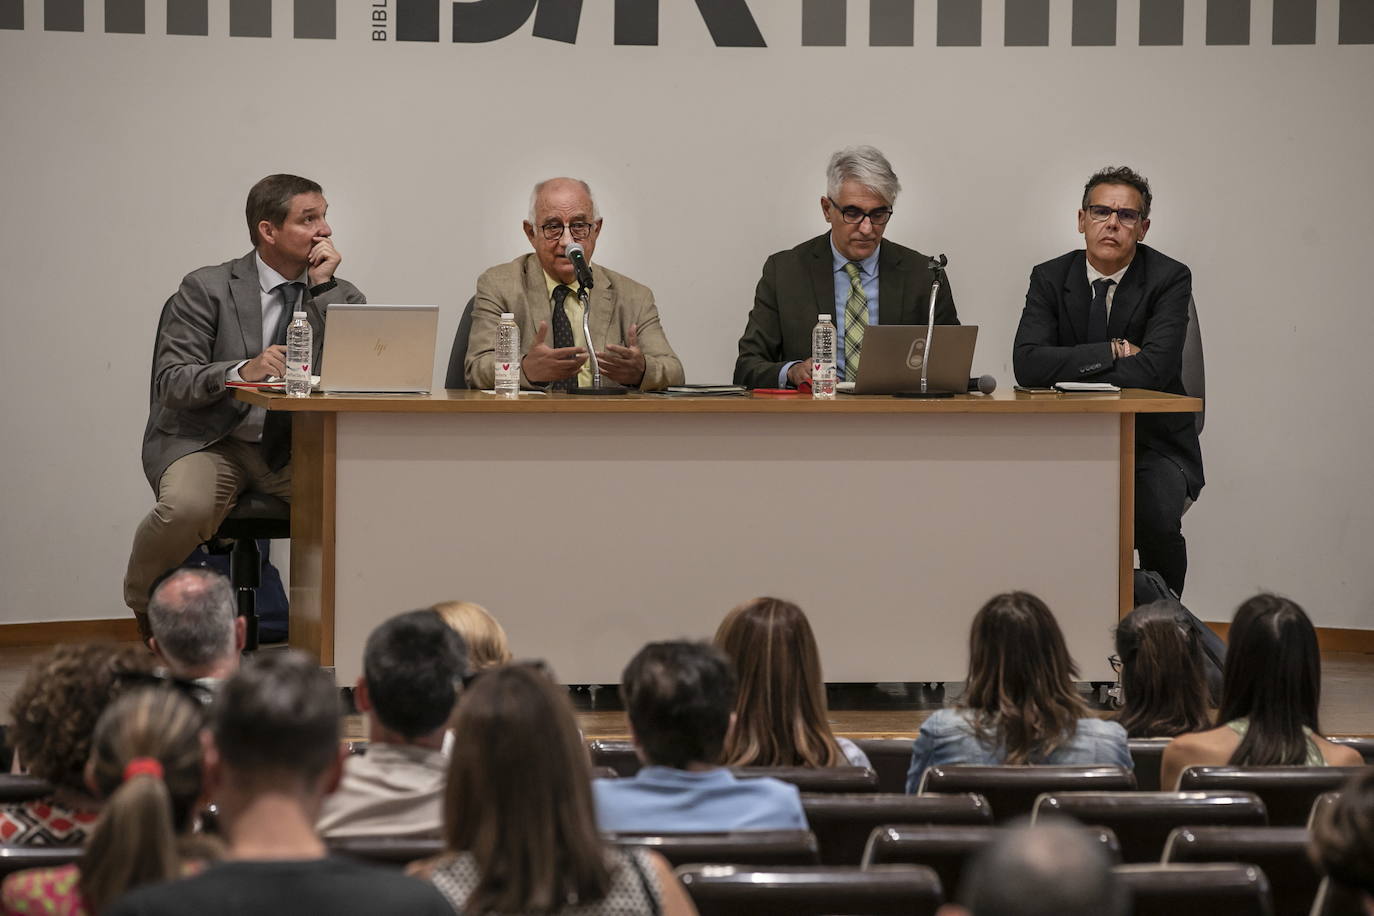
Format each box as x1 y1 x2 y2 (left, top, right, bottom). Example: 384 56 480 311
1135 448 1191 596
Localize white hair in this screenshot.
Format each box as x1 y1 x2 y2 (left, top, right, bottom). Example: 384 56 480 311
527 177 601 224
147 567 237 671
826 145 901 206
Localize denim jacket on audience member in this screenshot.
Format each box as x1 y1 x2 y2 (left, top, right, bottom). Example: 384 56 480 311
905 707 1133 793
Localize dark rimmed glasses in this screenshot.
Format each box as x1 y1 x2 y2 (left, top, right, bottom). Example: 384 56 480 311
1085 205 1142 228
827 198 893 226
538 221 596 242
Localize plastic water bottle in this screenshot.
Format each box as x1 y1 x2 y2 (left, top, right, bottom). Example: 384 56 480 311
494 312 521 398
285 311 312 398
812 314 836 399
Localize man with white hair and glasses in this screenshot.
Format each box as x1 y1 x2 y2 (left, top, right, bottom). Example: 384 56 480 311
464 176 684 391
1013 166 1203 596
734 145 959 390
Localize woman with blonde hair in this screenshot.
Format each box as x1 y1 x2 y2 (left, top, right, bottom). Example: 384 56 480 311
714 597 870 768
415 664 695 915
1 687 219 915
431 601 512 671
906 591 1132 792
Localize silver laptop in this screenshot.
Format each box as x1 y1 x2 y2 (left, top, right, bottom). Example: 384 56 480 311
849 325 979 395
319 304 439 393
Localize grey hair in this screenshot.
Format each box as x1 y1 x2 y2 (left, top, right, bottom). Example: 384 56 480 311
147 568 237 670
958 819 1128 916
826 146 901 206
527 177 600 224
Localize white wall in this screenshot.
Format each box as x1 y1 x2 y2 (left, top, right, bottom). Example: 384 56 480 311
2 0 1371 629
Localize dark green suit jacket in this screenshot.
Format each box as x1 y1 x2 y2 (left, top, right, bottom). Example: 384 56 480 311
733 232 959 389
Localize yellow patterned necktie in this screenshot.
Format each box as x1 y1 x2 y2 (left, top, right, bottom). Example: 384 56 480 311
842 262 867 381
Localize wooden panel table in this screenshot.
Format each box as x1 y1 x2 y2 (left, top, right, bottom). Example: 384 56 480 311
235 389 1200 684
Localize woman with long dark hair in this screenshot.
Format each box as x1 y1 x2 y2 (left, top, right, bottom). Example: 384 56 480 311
1 687 219 915
714 597 870 768
1160 594 1362 788
414 664 696 915
906 592 1132 792
1112 601 1213 737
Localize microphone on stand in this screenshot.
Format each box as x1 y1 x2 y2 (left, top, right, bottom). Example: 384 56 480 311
565 242 594 291
895 254 954 398
564 242 628 396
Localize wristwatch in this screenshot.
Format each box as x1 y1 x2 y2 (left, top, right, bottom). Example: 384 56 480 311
309 278 338 297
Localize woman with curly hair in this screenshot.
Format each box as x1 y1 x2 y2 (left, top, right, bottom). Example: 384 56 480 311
1 687 220 915
2 643 156 846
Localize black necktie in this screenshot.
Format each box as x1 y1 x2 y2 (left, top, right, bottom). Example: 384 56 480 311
550 284 576 392
261 282 304 470
1087 278 1114 342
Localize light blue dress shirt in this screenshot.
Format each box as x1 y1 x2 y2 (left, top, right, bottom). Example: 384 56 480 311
779 236 881 387
904 708 1133 793
593 766 808 833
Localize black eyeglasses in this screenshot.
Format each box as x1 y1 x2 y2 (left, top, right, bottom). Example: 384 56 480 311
827 198 893 226
1085 205 1143 228
115 668 215 706
1107 654 1122 674
538 221 595 242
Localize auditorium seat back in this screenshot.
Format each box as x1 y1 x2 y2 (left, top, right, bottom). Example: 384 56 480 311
587 739 639 777
607 830 820 867
852 739 916 794
1178 767 1367 826
1163 826 1318 916
1328 736 1374 764
1308 877 1368 916
801 792 991 865
676 864 943 916
1128 738 1173 791
733 766 878 793
1032 791 1268 862
861 824 1120 900
0 846 82 877
0 775 55 804
328 835 444 867
1307 791 1341 829
919 765 1137 823
1114 863 1273 916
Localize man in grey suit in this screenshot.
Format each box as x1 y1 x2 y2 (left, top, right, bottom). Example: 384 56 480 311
464 177 684 391
734 146 958 390
124 174 366 639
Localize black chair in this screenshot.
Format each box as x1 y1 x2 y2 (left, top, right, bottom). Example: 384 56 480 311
609 830 819 867
327 835 444 867
0 846 84 877
1114 863 1272 915
1308 877 1367 916
801 792 991 865
0 775 55 804
1178 767 1367 826
1129 738 1173 791
1032 791 1268 862
443 297 477 389
588 739 640 778
862 824 1121 900
590 766 620 780
1308 791 1342 829
918 766 1137 823
733 766 878 794
1328 736 1374 764
676 864 943 916
852 738 915 794
1163 826 1319 916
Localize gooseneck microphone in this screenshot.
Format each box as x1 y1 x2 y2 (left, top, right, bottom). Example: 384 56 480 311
895 254 954 399
565 241 594 291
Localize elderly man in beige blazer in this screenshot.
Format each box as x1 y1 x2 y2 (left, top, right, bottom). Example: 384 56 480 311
464 177 684 391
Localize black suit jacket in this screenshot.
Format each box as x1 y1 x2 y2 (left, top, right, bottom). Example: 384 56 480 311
734 233 958 389
1013 244 1204 497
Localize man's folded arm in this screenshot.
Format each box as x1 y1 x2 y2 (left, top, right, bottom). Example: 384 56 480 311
1097 265 1191 391
1012 269 1115 386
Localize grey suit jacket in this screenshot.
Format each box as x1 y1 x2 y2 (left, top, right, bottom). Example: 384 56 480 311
140 251 366 489
464 253 684 391
733 232 959 389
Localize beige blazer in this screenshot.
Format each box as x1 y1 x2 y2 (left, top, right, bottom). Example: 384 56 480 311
464 253 684 391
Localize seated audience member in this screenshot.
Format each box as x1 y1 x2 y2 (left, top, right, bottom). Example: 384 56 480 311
906 592 1132 793
1 688 220 915
317 610 467 839
937 820 1127 916
1112 600 1213 738
413 664 696 915
3 644 156 845
106 651 451 916
1160 594 1362 789
1310 768 1374 915
147 567 244 690
593 641 807 833
432 600 512 672
714 597 871 768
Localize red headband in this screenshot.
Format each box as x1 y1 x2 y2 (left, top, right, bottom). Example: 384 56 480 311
123 757 164 782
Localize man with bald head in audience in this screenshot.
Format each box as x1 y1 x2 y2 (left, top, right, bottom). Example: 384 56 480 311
464 177 684 391
147 567 244 689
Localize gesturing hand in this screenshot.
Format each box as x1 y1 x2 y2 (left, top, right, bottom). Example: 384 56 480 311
595 324 647 387
520 321 587 383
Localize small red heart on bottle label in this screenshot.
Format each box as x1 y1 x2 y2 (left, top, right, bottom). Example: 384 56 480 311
302 364 309 372
502 364 510 370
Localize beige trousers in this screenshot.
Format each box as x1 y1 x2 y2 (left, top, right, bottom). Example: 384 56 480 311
124 439 291 625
